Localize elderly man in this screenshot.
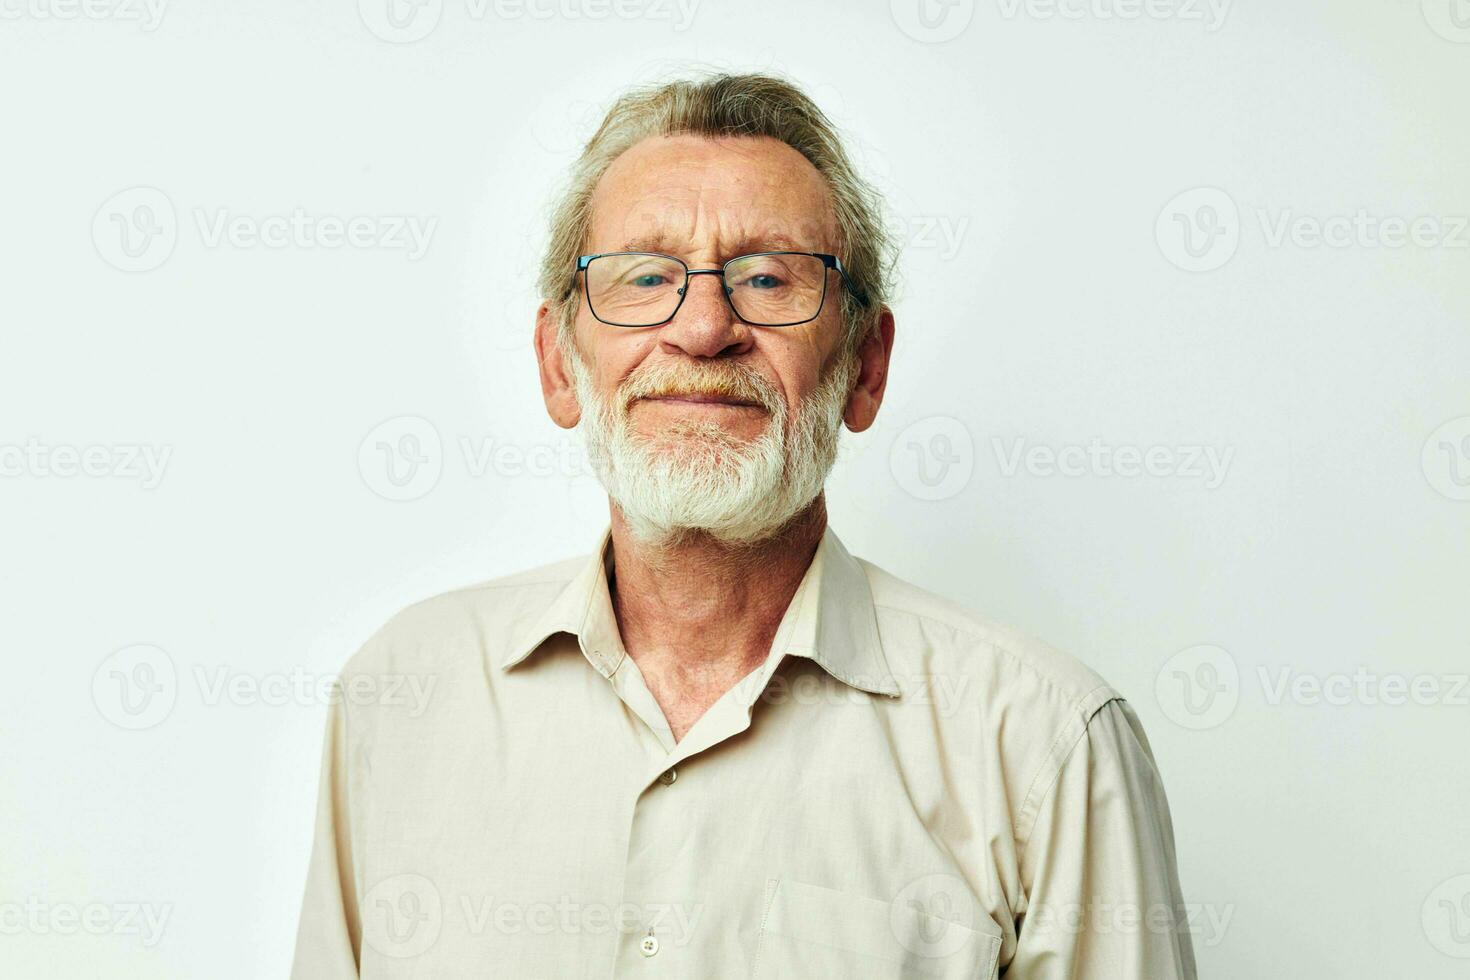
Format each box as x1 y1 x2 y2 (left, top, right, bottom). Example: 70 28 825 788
291 72 1196 979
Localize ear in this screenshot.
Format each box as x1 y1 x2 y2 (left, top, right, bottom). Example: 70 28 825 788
534 301 581 429
843 307 896 433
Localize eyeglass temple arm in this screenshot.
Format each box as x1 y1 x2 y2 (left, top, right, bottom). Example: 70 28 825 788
822 255 869 307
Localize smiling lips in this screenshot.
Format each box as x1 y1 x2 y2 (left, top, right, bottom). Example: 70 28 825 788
641 393 764 409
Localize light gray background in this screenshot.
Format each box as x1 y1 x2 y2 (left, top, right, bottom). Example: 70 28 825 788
2 1 1468 977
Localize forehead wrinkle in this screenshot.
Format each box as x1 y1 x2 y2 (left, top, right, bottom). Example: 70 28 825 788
613 241 818 260
589 135 840 261
615 226 829 260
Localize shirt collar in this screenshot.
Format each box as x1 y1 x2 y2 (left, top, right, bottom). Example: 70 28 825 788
499 525 902 699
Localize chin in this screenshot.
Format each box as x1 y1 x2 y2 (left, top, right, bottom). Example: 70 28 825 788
651 439 751 475
641 419 760 453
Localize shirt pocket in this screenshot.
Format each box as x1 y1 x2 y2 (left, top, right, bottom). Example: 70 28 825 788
752 877 1003 980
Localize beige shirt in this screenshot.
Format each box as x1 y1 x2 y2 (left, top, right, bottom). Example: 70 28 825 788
291 525 1196 979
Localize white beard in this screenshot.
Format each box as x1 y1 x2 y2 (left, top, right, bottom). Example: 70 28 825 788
563 340 856 548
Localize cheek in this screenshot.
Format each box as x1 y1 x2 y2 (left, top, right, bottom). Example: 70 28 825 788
574 320 654 392
762 333 833 407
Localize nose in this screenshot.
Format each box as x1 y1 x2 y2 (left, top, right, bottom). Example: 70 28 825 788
658 269 754 359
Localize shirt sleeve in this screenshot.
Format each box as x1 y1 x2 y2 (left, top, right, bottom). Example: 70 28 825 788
289 694 363 979
1006 698 1197 979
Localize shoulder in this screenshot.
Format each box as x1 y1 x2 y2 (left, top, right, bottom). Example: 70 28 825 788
341 552 586 676
857 553 1142 842
859 556 1121 722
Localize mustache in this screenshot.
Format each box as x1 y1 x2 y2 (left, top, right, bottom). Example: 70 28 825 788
618 360 783 414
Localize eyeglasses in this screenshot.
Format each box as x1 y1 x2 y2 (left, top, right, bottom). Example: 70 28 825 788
573 251 867 328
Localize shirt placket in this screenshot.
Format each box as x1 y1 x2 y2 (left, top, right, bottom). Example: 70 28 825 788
600 584 811 976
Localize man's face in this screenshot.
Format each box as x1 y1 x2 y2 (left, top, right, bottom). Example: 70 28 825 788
538 132 891 546
552 131 864 549
571 133 848 452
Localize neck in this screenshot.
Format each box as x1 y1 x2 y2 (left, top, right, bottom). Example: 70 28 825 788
605 495 828 741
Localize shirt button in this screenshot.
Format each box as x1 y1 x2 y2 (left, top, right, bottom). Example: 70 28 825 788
658 768 677 785
640 933 660 956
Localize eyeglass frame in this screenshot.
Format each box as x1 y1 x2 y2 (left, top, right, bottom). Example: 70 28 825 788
571 250 869 328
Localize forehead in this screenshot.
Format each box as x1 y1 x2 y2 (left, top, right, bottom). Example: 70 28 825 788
586 133 839 255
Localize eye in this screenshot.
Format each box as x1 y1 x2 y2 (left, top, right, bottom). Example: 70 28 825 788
631 273 667 288
747 273 783 290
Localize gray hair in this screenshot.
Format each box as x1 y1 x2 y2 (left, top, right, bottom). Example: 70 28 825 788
537 70 897 359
